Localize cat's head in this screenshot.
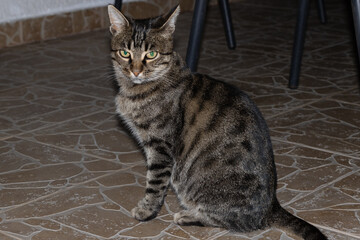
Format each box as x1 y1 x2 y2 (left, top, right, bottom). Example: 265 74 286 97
108 5 180 85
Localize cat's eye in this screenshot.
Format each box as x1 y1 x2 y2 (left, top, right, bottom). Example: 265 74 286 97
145 51 158 59
119 50 130 58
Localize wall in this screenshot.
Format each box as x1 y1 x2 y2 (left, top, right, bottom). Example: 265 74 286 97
0 0 119 23
0 0 192 49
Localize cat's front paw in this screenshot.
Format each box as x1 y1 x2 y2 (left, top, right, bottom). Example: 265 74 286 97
131 206 158 221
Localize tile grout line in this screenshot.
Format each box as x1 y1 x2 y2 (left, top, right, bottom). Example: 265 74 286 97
273 137 360 161
0 166 133 216
324 86 360 107
283 168 359 208
41 85 115 102
313 223 360 239
265 97 324 120
50 218 116 240
234 70 358 92
11 107 114 140
308 39 353 54
265 85 354 121
0 65 115 101
207 230 230 240
0 134 14 142
278 169 357 213
0 82 33 94
0 230 23 240
15 133 143 166
1 84 117 142
280 168 360 239
292 202 360 213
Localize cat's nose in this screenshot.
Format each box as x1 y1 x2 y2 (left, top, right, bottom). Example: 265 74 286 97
133 70 141 77
131 62 143 77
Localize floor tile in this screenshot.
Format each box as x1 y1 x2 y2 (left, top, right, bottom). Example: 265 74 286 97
0 137 127 214
31 226 100 240
329 87 360 106
0 85 109 137
23 110 143 163
228 81 322 118
268 99 360 158
0 0 359 239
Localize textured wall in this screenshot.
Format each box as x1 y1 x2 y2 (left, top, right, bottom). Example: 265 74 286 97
0 0 118 23
0 0 191 49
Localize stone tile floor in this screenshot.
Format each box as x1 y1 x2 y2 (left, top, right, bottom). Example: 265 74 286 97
0 0 359 239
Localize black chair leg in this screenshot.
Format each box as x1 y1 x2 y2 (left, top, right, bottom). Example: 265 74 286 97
351 0 360 64
218 0 236 49
186 0 208 72
114 0 122 10
289 0 311 89
317 0 327 23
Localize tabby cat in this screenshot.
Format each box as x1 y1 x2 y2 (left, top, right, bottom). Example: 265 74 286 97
107 5 327 240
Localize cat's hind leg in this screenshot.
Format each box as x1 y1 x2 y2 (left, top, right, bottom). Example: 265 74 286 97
174 209 222 228
174 210 204 226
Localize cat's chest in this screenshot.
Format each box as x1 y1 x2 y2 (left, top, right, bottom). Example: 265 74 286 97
115 95 137 118
115 91 180 144
115 94 164 129
116 95 149 120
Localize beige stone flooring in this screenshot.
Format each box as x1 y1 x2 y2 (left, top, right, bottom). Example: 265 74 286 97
0 0 359 239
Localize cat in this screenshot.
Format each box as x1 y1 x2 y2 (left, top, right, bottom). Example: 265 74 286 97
107 5 327 240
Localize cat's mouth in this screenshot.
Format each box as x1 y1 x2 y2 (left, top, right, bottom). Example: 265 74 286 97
132 78 145 84
130 71 147 84
131 75 151 85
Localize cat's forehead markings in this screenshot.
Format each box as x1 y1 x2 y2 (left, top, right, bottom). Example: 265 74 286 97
132 24 148 48
141 42 146 51
126 40 132 49
126 40 151 51
141 42 152 51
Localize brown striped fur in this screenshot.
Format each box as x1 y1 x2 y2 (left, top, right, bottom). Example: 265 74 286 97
107 5 327 240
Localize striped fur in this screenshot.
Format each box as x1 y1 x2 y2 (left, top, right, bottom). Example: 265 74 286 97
107 5 327 240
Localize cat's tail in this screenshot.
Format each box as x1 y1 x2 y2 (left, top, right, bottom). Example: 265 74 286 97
269 200 328 240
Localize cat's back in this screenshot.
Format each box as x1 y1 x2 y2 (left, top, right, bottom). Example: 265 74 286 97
178 73 273 163
173 73 276 215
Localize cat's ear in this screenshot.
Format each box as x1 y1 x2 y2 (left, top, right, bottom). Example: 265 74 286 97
108 5 129 35
159 5 180 36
